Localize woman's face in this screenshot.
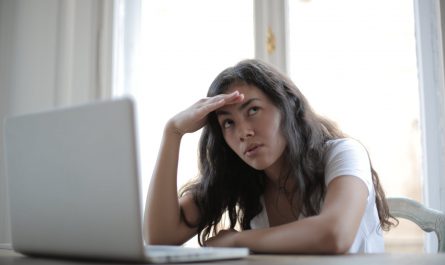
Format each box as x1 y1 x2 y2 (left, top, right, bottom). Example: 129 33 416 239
215 84 287 177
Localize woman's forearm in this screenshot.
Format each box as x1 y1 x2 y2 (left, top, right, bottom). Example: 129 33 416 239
235 215 349 254
144 122 184 244
143 91 250 245
225 176 367 254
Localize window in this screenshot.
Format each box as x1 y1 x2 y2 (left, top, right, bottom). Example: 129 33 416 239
287 0 422 252
115 0 443 251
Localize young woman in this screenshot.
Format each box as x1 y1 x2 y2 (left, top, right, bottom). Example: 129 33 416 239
144 59 396 254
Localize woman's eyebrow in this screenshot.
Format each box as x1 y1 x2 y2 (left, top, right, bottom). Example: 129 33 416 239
215 98 260 117
239 98 260 111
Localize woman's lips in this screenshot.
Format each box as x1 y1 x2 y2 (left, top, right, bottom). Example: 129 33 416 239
244 144 263 157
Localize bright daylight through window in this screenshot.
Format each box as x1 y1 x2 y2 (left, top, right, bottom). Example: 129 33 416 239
288 0 422 252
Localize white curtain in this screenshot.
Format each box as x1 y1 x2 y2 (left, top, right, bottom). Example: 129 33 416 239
0 0 115 244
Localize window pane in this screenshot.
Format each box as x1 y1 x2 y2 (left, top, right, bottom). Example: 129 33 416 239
132 0 254 217
288 0 422 252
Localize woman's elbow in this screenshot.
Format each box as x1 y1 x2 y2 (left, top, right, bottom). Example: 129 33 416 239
145 231 160 245
143 223 167 245
321 225 354 254
324 236 350 254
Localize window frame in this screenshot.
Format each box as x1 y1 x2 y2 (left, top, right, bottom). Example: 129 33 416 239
413 0 445 252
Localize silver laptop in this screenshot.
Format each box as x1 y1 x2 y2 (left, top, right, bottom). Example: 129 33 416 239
3 97 249 263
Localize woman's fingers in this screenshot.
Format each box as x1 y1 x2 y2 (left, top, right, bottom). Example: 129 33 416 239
199 91 244 114
170 91 244 135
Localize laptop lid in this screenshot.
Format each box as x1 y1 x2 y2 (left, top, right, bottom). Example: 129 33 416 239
4 98 147 261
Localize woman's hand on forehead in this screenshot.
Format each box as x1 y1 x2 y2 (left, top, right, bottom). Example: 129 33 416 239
210 91 245 109
166 91 244 136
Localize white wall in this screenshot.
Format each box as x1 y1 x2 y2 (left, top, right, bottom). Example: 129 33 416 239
0 0 113 244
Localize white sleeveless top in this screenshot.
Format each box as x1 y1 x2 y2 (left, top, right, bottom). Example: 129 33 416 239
250 138 384 253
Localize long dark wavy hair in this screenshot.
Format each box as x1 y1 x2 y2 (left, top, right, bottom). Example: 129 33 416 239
179 59 396 245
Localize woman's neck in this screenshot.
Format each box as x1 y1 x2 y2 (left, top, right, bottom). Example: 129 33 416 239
265 176 295 194
264 153 285 183
264 160 295 195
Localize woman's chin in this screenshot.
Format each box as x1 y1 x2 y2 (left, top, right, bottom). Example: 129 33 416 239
244 161 270 171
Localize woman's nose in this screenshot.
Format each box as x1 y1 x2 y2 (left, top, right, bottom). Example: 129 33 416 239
238 124 255 142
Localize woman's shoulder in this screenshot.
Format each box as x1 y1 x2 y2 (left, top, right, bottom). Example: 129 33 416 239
325 137 366 151
324 138 369 160
324 137 372 187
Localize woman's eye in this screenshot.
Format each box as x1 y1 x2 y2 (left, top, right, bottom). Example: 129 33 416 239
248 107 259 116
222 120 233 129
